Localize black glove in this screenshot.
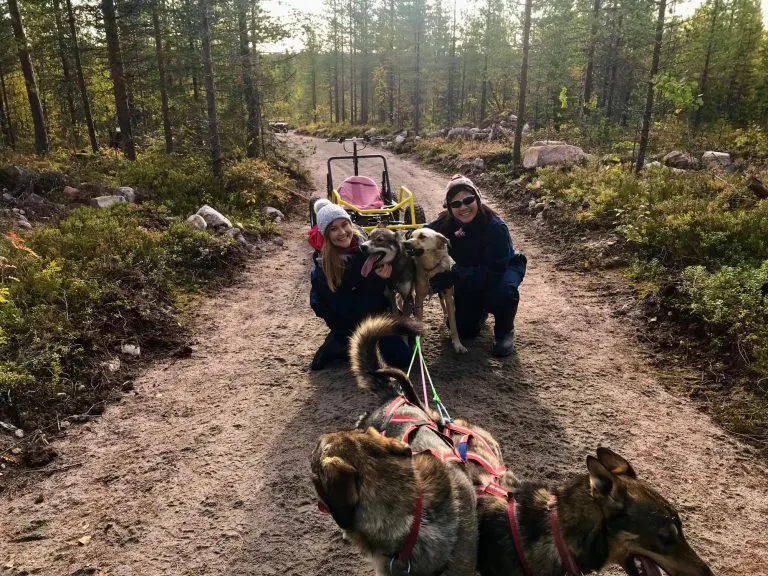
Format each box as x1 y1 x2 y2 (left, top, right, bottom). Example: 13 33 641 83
430 269 456 293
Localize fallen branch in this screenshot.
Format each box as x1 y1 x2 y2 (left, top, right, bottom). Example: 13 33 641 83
746 175 768 199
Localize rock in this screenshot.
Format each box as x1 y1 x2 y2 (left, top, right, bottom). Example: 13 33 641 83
15 219 32 230
102 358 121 373
27 192 45 204
272 236 285 247
393 133 407 151
447 127 472 140
185 214 207 229
62 186 81 200
530 202 546 216
23 444 57 468
120 344 141 357
701 151 731 169
531 140 565 147
472 157 485 170
662 151 699 170
264 206 285 222
2 192 14 202
114 186 136 202
523 144 587 169
196 205 232 229
0 421 19 433
89 195 127 209
644 161 662 169
426 129 447 138
724 163 744 173
14 428 24 439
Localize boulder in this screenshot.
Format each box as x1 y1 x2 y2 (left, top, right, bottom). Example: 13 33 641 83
701 151 731 169
196 205 232 229
531 140 566 147
644 161 662 169
264 206 285 222
426 129 447 138
185 214 207 229
393 133 407 152
89 195 127 209
63 185 81 200
522 144 587 169
662 151 699 170
471 157 485 171
447 127 472 140
114 186 136 202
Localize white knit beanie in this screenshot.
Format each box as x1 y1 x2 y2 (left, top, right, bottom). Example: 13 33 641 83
445 174 481 198
314 199 351 235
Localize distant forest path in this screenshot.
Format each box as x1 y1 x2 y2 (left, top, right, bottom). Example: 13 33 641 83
0 135 766 576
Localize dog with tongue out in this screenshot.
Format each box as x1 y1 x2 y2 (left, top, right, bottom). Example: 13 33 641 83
360 223 419 317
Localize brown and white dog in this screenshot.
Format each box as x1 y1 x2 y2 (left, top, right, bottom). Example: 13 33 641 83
403 227 467 354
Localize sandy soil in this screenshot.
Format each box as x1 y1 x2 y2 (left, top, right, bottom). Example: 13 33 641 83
1 135 766 576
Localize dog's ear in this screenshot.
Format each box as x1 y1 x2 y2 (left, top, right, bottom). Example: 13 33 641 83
435 232 451 249
596 447 637 478
376 221 387 229
587 455 626 511
318 456 359 529
365 427 412 456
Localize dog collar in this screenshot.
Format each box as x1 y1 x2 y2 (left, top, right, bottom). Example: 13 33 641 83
548 495 583 576
393 475 423 570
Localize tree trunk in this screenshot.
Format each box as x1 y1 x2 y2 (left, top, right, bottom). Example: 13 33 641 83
446 0 457 126
0 61 15 147
513 0 532 168
101 0 135 160
581 0 600 116
238 0 260 157
634 0 666 173
65 0 98 152
479 0 491 123
413 7 422 134
199 0 222 178
152 0 173 153
387 0 395 125
8 0 48 155
694 0 720 130
52 0 79 148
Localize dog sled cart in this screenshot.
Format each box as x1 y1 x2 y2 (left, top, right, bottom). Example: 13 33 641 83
309 137 427 232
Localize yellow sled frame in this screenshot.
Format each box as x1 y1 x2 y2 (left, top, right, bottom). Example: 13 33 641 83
330 185 424 232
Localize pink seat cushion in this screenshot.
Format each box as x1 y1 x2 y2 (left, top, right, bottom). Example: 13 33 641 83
337 176 384 209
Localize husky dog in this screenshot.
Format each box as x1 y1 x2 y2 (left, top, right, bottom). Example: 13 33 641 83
360 224 422 316
404 227 467 354
311 316 477 576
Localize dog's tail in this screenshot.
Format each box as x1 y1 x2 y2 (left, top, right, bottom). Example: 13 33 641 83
349 315 425 409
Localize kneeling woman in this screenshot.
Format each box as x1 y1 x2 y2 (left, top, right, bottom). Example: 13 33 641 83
309 199 411 370
427 175 527 357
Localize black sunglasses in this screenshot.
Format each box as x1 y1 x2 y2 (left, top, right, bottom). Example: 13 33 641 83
448 196 477 209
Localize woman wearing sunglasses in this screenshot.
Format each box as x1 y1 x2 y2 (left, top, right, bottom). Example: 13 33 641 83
427 174 527 357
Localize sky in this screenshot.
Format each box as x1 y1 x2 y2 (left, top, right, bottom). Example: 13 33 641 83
260 0 768 52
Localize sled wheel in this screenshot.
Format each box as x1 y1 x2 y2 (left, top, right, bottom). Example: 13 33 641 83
405 203 427 225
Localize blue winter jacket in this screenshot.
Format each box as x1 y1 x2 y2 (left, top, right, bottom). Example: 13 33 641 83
310 250 391 341
427 212 525 295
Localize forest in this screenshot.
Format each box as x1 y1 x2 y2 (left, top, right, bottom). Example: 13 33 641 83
0 0 766 441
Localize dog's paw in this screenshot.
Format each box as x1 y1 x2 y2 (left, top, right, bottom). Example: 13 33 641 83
453 341 468 354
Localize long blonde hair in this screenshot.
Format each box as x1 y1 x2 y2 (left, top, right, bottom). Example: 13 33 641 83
320 224 365 292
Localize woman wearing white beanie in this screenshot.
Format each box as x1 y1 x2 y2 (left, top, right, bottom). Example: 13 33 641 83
308 199 411 370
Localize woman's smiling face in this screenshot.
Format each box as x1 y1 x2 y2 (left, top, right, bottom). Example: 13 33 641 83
449 190 479 225
327 218 354 248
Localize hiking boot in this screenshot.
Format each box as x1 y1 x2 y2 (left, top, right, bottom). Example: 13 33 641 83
311 333 347 371
490 331 515 357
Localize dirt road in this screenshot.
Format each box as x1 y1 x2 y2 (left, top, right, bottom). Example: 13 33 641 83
1 135 766 576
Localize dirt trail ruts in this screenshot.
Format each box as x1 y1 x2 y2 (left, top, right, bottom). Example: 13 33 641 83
1 135 766 576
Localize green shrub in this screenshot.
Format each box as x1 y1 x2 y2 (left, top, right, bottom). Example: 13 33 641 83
681 262 768 372
0 203 246 428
